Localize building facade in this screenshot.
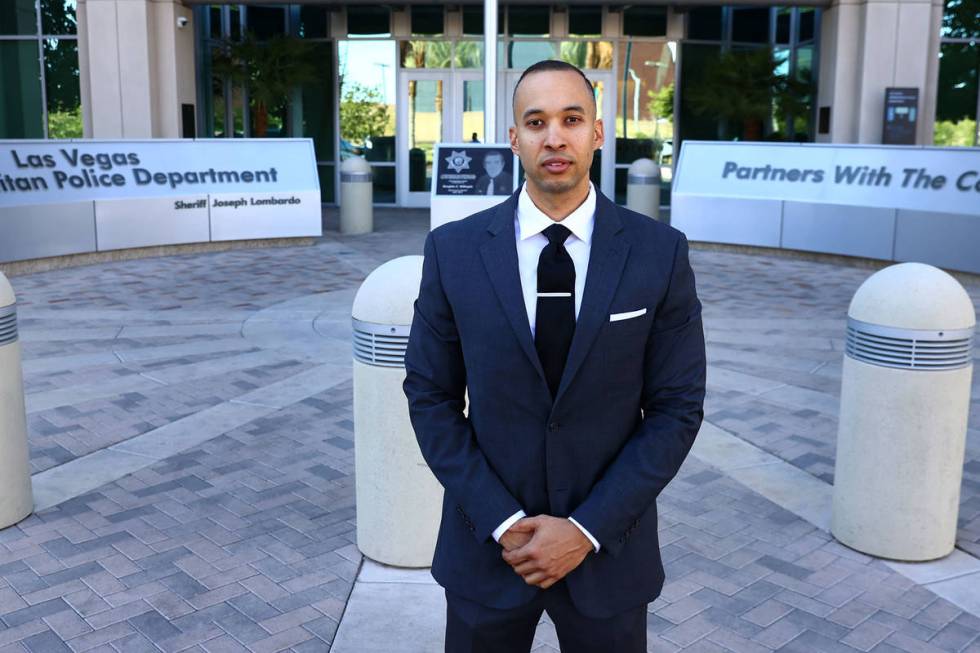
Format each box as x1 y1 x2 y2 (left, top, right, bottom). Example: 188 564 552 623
1 0 977 208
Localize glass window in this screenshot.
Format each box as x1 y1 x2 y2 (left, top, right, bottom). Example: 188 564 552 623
298 6 328 39
0 0 37 35
623 6 667 37
569 6 602 37
509 41 558 68
508 6 549 37
347 7 390 37
411 6 443 36
688 7 723 41
678 43 724 142
246 6 285 39
616 42 675 151
776 8 791 44
454 41 483 68
732 7 770 43
209 5 222 39
463 80 484 143
400 41 452 68
558 41 613 70
463 6 505 35
317 164 335 203
42 0 76 35
338 40 395 161
798 8 816 42
942 0 980 38
935 42 979 146
372 166 396 203
302 42 335 160
44 38 81 138
0 41 44 138
407 79 442 192
229 5 241 40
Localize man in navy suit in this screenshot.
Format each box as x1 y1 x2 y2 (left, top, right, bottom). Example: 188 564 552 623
403 60 706 653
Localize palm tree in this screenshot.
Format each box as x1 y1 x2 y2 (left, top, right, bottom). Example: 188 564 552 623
212 33 319 137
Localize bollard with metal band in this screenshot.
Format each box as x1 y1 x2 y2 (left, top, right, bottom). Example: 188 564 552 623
832 262 975 561
626 158 662 221
0 272 33 530
340 156 373 235
351 256 442 567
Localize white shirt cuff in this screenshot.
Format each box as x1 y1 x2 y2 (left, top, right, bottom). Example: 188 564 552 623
492 510 527 542
568 517 601 552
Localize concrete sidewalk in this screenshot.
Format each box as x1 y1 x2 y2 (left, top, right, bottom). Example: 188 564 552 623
0 207 978 652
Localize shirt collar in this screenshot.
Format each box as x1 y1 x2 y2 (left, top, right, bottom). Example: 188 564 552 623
516 182 596 245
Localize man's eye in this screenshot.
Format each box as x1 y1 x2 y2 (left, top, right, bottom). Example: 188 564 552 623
566 116 581 124
527 119 542 127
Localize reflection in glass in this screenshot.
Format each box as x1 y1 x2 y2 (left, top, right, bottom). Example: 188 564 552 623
401 41 452 68
508 6 549 36
408 79 443 192
463 80 484 143
454 42 483 68
44 38 81 138
231 85 245 137
732 7 770 43
298 6 328 39
347 7 390 37
509 41 558 68
0 0 37 35
0 41 43 138
373 166 396 203
569 6 602 37
411 6 443 35
339 40 396 161
559 41 613 69
616 41 675 170
935 42 979 146
246 5 285 39
623 6 667 37
42 0 76 35
229 5 241 40
942 0 980 38
302 42 335 160
317 164 335 203
209 46 226 137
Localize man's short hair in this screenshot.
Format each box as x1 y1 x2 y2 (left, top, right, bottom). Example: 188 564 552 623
512 60 596 115
484 151 504 162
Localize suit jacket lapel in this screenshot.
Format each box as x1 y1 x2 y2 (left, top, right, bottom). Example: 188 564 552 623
479 191 550 392
553 191 629 406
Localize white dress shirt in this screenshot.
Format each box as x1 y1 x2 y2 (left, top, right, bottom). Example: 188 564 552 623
490 182 601 553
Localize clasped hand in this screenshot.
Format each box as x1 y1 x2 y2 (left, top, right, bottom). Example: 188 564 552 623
499 516 593 589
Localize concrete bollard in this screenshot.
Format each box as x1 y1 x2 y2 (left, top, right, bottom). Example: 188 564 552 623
0 272 33 530
340 157 373 235
351 256 442 567
832 262 976 561
626 158 662 221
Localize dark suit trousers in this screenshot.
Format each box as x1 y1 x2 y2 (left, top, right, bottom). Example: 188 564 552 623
445 580 646 653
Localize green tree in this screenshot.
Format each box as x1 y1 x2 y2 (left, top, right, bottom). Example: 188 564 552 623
339 82 391 147
211 33 319 137
933 118 978 146
685 47 812 141
647 82 673 121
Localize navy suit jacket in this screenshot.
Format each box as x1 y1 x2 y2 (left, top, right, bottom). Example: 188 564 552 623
403 187 706 619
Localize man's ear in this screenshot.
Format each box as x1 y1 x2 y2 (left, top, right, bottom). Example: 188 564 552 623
593 118 605 151
509 126 519 155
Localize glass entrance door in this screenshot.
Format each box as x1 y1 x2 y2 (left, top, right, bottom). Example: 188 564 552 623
397 71 486 206
501 70 616 199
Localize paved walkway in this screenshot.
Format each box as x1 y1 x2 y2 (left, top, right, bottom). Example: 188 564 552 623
0 208 977 652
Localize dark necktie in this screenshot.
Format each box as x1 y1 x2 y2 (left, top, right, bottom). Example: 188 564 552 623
535 223 576 400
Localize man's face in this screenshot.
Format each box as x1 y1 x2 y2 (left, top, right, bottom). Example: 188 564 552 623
509 70 604 197
484 153 505 178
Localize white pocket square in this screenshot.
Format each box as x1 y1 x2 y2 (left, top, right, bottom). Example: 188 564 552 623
609 308 647 322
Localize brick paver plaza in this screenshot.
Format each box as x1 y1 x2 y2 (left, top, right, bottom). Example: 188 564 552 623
0 209 978 652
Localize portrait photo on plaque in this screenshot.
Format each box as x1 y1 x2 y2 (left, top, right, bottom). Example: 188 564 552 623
433 144 518 197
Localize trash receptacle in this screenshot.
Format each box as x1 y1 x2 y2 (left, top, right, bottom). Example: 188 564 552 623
0 272 33 530
626 158 661 221
352 256 442 567
832 262 975 561
340 157 373 235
